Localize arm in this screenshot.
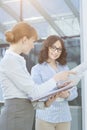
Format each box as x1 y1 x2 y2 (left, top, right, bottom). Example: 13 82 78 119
57 65 78 101
64 65 78 101
32 95 58 109
1 57 57 100
65 86 78 101
62 66 78 101
1 57 73 100
58 86 78 101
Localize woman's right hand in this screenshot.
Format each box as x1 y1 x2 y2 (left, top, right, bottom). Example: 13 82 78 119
53 71 76 82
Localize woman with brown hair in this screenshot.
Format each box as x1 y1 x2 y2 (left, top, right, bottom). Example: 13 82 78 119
0 22 74 130
31 35 78 130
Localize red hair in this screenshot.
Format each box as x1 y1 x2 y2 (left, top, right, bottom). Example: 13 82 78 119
5 22 38 44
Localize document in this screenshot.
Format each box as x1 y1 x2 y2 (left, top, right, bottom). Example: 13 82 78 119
29 81 74 102
29 62 87 102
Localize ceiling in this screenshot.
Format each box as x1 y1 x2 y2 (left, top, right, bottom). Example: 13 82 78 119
0 0 80 43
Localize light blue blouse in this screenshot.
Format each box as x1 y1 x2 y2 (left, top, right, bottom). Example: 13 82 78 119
31 62 78 123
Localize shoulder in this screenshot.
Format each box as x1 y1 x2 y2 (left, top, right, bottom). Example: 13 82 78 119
0 52 24 71
0 54 13 68
0 52 18 65
31 62 47 71
59 63 69 70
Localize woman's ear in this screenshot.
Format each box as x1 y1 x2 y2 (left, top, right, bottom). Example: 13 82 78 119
22 36 27 44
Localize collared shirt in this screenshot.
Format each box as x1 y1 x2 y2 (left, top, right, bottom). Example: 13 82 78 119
31 62 78 123
0 50 57 100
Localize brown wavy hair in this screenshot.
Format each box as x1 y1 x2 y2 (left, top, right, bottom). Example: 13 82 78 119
38 35 67 65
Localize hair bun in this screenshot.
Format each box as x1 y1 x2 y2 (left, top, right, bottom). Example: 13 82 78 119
5 31 14 43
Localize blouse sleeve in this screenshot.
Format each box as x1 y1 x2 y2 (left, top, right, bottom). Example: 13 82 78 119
1 57 56 100
65 86 78 101
61 65 78 101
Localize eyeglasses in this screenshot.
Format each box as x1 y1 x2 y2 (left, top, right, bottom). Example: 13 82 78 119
50 45 62 53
